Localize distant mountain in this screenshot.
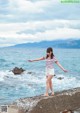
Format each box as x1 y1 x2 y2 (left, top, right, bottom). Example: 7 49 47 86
12 39 80 48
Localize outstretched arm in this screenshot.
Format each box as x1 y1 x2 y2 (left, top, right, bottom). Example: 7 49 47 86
28 57 45 62
55 61 68 72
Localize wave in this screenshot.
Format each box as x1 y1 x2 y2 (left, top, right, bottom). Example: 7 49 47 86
0 69 80 105
0 70 80 89
53 74 80 91
0 59 6 62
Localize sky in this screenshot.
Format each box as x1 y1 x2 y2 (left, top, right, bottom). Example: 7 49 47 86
0 0 80 47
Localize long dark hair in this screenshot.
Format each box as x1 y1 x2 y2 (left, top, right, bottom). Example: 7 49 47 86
46 47 54 59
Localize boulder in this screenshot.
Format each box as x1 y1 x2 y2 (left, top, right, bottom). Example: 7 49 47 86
8 87 80 113
12 67 25 75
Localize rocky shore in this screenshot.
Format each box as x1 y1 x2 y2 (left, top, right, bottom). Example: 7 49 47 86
0 87 80 113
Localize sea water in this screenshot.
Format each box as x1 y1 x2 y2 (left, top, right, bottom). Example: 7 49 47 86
0 47 80 105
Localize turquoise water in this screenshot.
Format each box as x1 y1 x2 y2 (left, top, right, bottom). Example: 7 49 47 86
0 47 80 105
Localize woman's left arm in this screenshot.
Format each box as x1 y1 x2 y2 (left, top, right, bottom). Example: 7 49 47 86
55 61 68 72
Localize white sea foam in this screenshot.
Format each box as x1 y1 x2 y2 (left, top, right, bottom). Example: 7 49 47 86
0 71 8 81
0 70 80 101
53 74 80 91
0 70 80 90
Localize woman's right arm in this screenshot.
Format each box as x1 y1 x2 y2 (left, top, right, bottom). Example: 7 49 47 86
54 56 68 72
28 57 45 62
55 61 68 72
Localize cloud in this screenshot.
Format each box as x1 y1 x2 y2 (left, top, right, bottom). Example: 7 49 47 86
0 0 80 47
0 19 80 33
0 19 80 47
35 28 80 41
8 0 49 13
0 0 80 22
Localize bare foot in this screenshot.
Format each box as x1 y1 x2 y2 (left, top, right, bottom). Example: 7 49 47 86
44 93 49 96
51 92 54 96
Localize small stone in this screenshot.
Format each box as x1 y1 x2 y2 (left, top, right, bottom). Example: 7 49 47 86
58 77 64 80
27 72 33 74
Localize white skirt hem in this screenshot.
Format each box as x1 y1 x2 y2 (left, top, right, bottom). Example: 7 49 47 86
45 68 55 75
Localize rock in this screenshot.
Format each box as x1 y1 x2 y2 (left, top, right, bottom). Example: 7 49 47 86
27 72 33 74
12 67 25 75
54 74 56 76
57 77 64 80
27 72 36 75
8 87 80 113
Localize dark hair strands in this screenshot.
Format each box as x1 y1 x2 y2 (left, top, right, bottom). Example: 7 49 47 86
46 47 54 59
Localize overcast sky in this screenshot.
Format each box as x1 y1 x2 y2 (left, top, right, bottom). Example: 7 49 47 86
0 0 80 47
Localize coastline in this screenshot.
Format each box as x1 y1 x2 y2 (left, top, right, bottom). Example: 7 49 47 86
0 87 80 113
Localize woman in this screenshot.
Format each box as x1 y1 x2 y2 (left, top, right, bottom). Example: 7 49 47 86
28 47 67 96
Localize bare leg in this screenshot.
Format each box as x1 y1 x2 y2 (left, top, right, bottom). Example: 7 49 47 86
49 80 53 91
44 75 52 96
49 75 54 95
44 76 49 96
50 81 54 96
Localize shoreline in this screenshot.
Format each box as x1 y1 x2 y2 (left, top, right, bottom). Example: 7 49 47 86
0 87 80 113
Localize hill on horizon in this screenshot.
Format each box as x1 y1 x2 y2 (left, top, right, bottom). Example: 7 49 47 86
5 39 80 49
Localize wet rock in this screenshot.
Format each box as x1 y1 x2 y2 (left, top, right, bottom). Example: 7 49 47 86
27 72 36 75
27 72 33 74
8 87 80 113
54 74 56 76
12 67 25 75
57 77 64 80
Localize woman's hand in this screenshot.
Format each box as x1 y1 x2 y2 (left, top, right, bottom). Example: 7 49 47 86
28 60 33 62
63 69 68 72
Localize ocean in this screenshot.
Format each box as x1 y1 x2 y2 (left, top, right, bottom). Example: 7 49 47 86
0 47 80 105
